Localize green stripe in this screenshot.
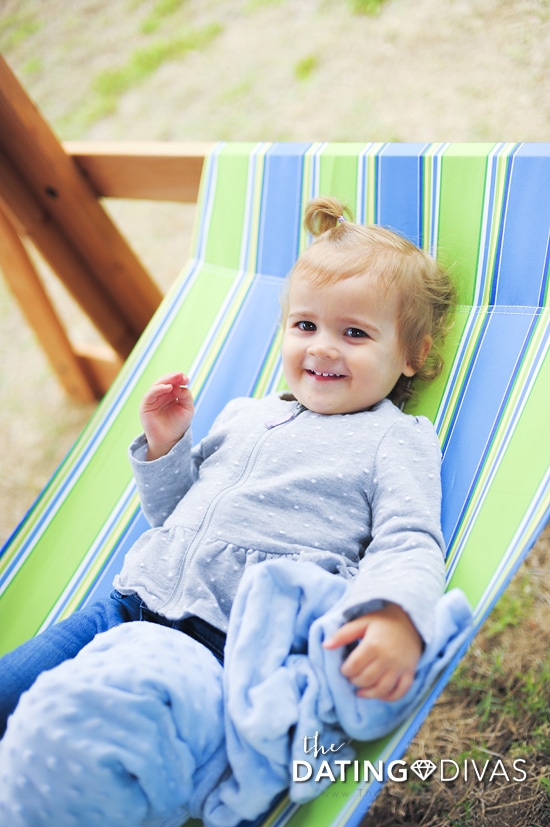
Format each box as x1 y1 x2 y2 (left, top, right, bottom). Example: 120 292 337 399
204 143 259 270
437 144 492 306
55 489 141 621
317 143 364 219
413 152 490 424
300 142 362 257
447 334 550 604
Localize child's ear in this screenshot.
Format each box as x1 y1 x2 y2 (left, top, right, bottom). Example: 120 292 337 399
403 335 432 377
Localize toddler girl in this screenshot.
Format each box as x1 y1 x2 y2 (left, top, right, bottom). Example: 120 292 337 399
0 196 456 824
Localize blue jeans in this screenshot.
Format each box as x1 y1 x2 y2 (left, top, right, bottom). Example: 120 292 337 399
0 591 226 737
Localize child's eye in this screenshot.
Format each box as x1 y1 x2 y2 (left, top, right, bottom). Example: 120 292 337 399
344 327 368 339
297 321 317 332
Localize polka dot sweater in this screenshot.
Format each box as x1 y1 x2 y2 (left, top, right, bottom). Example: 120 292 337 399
113 395 445 645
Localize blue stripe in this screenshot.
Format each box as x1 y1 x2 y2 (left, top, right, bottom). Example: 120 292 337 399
192 143 224 262
256 143 310 278
488 144 520 306
194 276 284 434
495 145 550 307
377 143 427 244
473 146 502 304
542 237 550 306
441 308 540 548
79 509 147 606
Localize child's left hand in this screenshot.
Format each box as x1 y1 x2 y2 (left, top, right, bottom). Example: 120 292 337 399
323 603 422 702
140 371 194 461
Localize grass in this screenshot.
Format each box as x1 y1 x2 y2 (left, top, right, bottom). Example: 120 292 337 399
94 24 222 99
0 10 42 51
56 21 222 135
349 0 388 15
139 0 189 35
294 55 319 81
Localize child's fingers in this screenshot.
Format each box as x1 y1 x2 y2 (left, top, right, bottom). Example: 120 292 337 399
343 643 413 700
146 373 190 400
323 616 369 649
142 374 191 407
173 386 194 409
141 383 174 409
356 670 413 702
341 644 377 683
153 371 189 388
353 666 394 697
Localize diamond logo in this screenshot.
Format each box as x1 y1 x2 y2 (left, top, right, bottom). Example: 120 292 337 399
410 759 437 781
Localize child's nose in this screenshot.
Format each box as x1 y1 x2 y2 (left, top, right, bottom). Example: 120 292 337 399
307 338 340 360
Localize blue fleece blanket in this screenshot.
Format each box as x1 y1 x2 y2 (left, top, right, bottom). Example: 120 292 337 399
0 561 472 827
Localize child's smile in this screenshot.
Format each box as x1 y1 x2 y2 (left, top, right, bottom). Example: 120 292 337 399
282 270 416 415
305 369 347 380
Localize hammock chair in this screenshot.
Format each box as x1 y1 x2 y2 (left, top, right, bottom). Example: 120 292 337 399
1 141 549 827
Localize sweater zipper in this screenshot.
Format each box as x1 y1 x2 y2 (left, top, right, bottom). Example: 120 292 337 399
161 401 305 616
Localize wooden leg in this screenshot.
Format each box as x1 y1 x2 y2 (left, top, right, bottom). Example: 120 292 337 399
0 206 107 402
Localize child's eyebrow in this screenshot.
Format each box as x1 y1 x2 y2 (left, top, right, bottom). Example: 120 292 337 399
345 317 380 334
334 311 381 335
287 310 314 319
286 310 319 324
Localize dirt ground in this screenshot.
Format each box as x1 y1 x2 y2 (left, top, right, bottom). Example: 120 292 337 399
0 0 549 824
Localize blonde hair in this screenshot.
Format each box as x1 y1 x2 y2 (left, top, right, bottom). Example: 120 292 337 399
283 196 456 407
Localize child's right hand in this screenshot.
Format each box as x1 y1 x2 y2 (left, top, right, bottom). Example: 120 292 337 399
139 372 195 461
323 603 422 701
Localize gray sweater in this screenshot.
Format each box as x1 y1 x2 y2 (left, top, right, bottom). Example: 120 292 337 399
114 394 446 645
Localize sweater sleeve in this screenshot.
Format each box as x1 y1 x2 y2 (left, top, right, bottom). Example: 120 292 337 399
340 414 446 646
127 397 245 528
128 429 199 527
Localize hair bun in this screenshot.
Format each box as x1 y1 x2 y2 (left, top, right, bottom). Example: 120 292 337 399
304 196 353 236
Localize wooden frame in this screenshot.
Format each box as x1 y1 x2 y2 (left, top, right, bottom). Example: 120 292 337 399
0 56 213 401
65 141 210 203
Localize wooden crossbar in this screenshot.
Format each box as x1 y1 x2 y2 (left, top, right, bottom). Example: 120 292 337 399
65 141 211 202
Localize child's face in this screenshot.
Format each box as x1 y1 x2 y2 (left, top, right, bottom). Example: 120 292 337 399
281 270 416 415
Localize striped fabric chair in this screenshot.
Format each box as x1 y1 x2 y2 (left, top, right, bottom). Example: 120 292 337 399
1 142 549 827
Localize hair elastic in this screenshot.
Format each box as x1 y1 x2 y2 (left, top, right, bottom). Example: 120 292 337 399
336 215 346 224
